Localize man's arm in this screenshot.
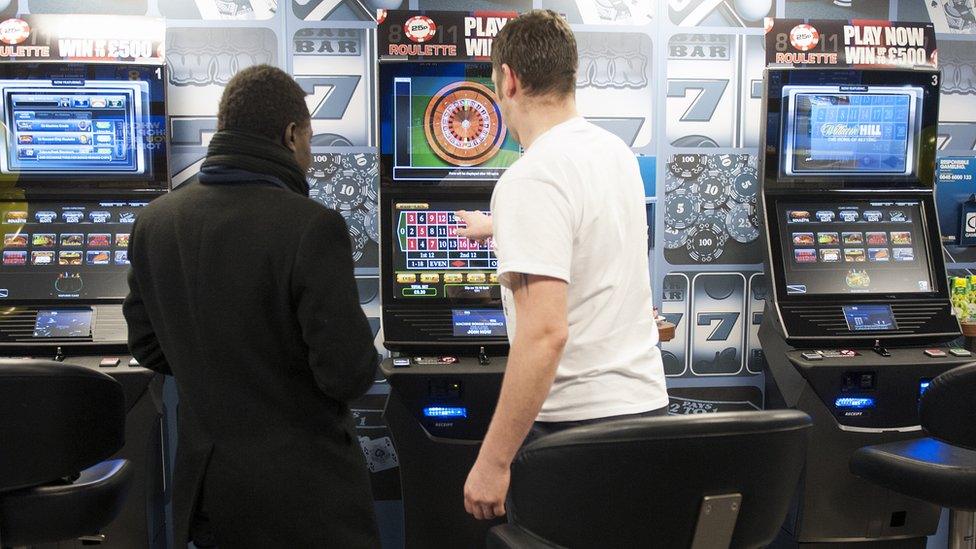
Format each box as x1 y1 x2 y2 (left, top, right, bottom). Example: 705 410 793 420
293 209 379 402
463 273 568 520
123 230 172 375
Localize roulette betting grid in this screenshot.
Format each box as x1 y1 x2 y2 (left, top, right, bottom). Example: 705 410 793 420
398 209 497 270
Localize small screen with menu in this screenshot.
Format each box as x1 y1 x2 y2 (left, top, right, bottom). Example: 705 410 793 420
777 200 933 296
33 309 92 338
782 85 922 177
0 199 145 301
843 305 896 331
452 308 506 337
391 200 499 302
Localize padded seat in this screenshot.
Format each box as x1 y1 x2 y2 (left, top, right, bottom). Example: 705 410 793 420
0 459 133 546
489 410 812 549
851 362 976 533
0 359 132 546
850 438 976 511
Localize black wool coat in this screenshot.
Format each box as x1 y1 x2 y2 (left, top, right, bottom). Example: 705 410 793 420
123 178 380 548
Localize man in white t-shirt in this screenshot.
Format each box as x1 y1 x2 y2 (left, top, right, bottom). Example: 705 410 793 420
457 10 668 521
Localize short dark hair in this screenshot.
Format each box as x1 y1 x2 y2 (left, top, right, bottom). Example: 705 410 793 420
217 64 310 141
491 10 577 98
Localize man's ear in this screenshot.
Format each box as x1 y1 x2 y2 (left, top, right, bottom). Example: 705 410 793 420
282 121 298 152
501 63 519 99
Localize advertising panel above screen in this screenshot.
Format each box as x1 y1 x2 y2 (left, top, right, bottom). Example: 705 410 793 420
0 63 167 188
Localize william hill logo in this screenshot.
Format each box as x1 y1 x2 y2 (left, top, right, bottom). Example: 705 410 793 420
820 123 882 137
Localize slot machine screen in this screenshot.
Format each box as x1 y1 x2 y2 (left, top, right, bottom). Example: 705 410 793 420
774 200 935 297
781 85 923 177
390 199 500 303
379 62 521 185
0 63 167 187
0 199 145 301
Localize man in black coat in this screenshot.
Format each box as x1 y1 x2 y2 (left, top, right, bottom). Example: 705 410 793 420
123 65 380 548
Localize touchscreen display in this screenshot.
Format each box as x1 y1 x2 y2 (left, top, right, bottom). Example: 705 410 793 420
452 308 506 337
782 85 921 176
777 200 933 296
0 63 167 186
33 309 92 338
379 62 521 184
391 200 499 302
0 200 145 300
842 305 896 331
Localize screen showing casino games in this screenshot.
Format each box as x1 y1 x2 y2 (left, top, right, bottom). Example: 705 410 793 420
781 85 922 177
0 199 145 301
390 200 500 302
0 63 167 186
379 62 521 185
776 200 934 296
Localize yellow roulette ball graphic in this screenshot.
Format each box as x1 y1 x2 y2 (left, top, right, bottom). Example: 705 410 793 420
424 81 507 167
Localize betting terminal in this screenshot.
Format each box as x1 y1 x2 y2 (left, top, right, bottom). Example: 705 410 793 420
758 22 974 546
0 57 170 548
377 10 520 548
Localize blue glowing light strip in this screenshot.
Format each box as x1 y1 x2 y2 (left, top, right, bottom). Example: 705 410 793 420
835 397 875 409
423 406 467 418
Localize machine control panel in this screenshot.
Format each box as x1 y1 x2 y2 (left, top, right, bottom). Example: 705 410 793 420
787 348 972 428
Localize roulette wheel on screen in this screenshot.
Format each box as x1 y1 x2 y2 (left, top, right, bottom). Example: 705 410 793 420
424 81 507 167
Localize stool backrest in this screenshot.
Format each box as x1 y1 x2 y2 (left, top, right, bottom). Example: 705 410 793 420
0 359 125 492
509 410 811 548
920 362 976 451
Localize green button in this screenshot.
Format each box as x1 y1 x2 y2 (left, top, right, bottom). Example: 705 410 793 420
402 287 437 297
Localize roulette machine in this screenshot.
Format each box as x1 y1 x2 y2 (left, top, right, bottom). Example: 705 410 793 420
758 65 975 546
378 55 521 547
0 62 170 548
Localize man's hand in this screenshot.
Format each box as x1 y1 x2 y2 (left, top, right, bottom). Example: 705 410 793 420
456 210 493 242
463 457 510 520
462 274 568 521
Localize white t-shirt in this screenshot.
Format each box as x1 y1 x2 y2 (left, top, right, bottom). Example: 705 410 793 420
490 116 668 422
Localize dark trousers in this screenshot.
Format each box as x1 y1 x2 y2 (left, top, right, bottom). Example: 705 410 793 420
522 406 669 447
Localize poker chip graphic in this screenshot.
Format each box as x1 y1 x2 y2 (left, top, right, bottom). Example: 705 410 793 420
325 171 367 210
694 175 729 210
726 204 760 244
665 188 701 230
0 18 29 46
669 154 708 179
789 23 820 52
663 226 689 250
424 81 507 167
341 210 369 262
730 167 759 203
404 15 437 43
687 212 729 263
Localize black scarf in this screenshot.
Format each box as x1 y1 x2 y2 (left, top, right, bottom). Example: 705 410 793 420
199 129 309 196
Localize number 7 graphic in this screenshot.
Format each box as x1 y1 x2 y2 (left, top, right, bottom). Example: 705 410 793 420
697 312 740 341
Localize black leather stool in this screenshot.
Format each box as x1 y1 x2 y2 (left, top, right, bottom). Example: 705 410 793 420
488 410 812 548
851 363 976 549
0 359 133 547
